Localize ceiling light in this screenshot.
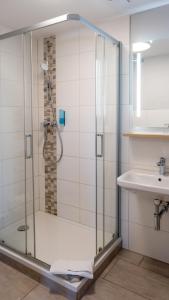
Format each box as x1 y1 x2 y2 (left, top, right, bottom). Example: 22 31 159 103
132 41 152 53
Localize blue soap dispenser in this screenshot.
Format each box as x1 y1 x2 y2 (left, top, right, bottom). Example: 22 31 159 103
59 109 65 127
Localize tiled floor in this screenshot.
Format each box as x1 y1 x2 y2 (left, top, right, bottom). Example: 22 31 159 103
1 249 169 299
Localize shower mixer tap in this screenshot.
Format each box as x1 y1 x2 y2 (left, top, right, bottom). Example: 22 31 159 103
43 120 58 128
157 157 166 175
43 119 51 127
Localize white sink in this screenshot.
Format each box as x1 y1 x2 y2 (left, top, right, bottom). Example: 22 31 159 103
117 169 169 196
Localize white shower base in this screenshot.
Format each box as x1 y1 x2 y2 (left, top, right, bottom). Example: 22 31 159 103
0 211 112 265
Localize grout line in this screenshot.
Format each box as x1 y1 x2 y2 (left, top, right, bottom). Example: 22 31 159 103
102 278 151 300
21 282 39 300
138 255 144 266
102 257 120 279
116 255 144 267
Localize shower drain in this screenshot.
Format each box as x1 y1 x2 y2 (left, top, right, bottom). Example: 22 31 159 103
17 225 29 232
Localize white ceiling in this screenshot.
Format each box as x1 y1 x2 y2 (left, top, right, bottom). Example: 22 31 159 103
0 0 169 30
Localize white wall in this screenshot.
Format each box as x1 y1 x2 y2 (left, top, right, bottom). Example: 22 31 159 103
118 6 169 264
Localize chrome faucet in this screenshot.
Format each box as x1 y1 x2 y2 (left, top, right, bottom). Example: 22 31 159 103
157 157 166 175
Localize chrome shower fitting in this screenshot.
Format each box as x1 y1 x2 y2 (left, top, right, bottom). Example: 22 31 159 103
43 119 63 163
157 157 166 176
154 199 169 231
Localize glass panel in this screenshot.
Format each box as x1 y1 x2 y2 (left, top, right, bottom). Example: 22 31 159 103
96 34 105 253
31 21 97 264
103 40 119 246
24 32 35 257
96 35 119 253
0 34 26 253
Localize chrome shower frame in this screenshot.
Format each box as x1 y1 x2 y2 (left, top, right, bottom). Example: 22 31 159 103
0 14 119 44
0 13 121 299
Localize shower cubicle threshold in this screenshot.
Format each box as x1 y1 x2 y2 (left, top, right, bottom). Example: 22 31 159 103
0 237 122 299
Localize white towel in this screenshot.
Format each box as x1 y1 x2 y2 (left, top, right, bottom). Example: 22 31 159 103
50 259 94 279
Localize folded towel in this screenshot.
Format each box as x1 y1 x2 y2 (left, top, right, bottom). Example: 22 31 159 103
50 259 94 279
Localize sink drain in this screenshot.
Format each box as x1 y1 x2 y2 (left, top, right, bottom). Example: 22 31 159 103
17 225 29 232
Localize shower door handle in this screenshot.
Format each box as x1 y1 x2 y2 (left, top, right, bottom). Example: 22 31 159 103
25 134 33 159
96 134 104 158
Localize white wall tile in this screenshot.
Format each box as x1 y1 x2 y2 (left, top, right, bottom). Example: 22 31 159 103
121 75 129 105
0 132 24 160
0 107 24 133
57 203 79 223
79 209 95 228
79 184 96 212
56 55 79 81
79 79 95 106
56 30 79 58
57 156 79 182
0 80 23 107
58 132 79 158
56 81 79 107
80 106 95 133
121 190 129 221
121 220 129 249
80 158 95 186
57 180 79 208
80 51 95 79
104 161 116 189
0 53 23 82
80 28 95 53
39 175 45 211
79 133 95 159
104 133 117 162
129 222 169 264
120 104 130 133
104 105 117 133
2 157 25 185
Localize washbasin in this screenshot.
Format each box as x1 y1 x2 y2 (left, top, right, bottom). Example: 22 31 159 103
117 169 169 195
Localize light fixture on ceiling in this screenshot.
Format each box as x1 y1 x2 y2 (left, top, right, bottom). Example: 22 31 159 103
132 41 152 53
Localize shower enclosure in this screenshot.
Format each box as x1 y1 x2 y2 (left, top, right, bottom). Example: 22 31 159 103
0 14 120 297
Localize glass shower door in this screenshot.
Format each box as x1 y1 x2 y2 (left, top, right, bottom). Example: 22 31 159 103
96 35 119 253
24 32 35 257
0 33 35 255
96 34 105 253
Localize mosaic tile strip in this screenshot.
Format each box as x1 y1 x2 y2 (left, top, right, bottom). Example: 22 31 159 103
44 36 57 215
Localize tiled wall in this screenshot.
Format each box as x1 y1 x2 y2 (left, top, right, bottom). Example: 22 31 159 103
36 28 97 226
43 36 57 215
35 25 118 239
55 28 96 226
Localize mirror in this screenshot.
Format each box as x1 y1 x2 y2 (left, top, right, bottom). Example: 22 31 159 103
131 5 169 130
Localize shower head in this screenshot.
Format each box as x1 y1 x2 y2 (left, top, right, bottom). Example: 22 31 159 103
41 62 48 71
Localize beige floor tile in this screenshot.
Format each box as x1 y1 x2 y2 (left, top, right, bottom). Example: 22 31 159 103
117 249 143 265
105 259 169 300
0 261 37 300
23 284 70 300
100 256 119 278
83 278 146 300
141 256 169 278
